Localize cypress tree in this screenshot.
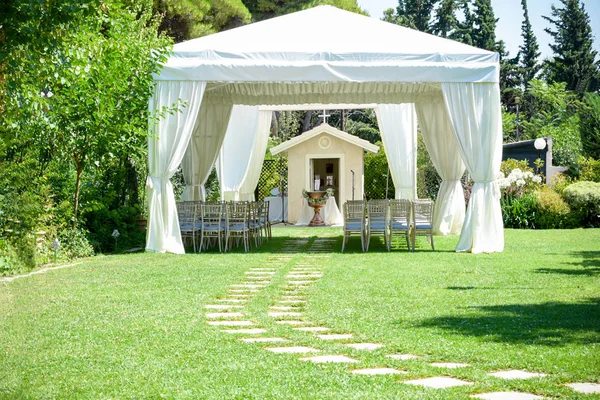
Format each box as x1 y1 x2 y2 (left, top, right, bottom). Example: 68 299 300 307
543 0 598 94
451 0 474 46
519 0 540 87
392 0 436 32
432 0 458 38
472 0 497 52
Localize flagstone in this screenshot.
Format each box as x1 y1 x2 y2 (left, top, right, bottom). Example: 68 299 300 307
345 343 383 351
279 300 306 304
230 289 259 293
275 320 308 325
351 368 406 375
204 304 244 310
268 311 303 317
565 383 600 394
222 328 267 334
249 268 277 271
300 355 359 363
270 306 298 311
207 320 254 326
488 370 547 380
316 333 353 340
231 284 266 289
228 294 250 298
403 377 473 388
430 362 470 368
287 275 322 278
245 271 276 275
470 392 543 400
386 354 422 360
206 312 244 318
288 281 317 285
218 299 247 303
241 337 288 343
294 326 330 332
266 346 320 354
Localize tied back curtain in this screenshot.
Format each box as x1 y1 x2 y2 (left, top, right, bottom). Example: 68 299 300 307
415 103 466 235
375 104 417 199
147 81 206 253
442 82 504 253
239 110 273 201
216 105 260 201
182 102 233 201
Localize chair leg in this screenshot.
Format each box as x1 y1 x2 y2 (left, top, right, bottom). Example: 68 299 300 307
430 234 435 251
342 231 347 252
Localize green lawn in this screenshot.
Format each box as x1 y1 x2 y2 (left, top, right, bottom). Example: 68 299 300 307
1 228 599 399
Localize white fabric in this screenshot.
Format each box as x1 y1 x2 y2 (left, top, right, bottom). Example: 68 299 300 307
295 198 343 226
216 105 260 201
376 104 417 199
415 103 466 235
146 81 206 253
239 111 272 201
181 102 233 201
265 196 288 222
442 83 504 253
159 6 499 83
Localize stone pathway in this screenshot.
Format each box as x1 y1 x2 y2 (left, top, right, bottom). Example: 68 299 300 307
201 235 584 398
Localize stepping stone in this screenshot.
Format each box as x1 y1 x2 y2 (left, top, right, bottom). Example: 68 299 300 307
246 277 272 282
300 355 359 363
222 328 267 334
266 346 320 354
404 377 473 389
232 284 265 289
230 289 259 293
275 320 308 325
207 320 253 326
488 370 547 380
279 300 306 304
431 362 470 368
386 354 421 360
346 343 383 351
218 299 247 303
241 337 288 343
317 333 353 340
288 281 316 285
565 383 600 394
249 268 276 271
206 312 244 318
287 275 322 278
270 306 298 311
281 296 305 300
471 392 543 400
245 271 276 274
228 294 250 298
268 311 303 318
204 304 244 310
351 368 407 375
294 326 330 332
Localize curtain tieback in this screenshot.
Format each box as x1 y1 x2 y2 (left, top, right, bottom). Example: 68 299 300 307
146 176 167 189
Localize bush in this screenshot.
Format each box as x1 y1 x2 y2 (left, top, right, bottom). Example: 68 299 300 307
501 159 533 176
563 181 600 227
549 173 573 196
534 186 576 229
85 205 145 253
579 157 600 182
501 193 537 229
57 228 94 260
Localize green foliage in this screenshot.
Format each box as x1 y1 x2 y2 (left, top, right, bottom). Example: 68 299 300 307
578 157 600 182
534 186 575 229
84 206 144 253
563 181 600 227
472 0 497 52
242 0 365 21
549 172 572 196
502 109 516 142
386 0 436 32
579 93 600 159
500 159 532 176
431 0 458 37
57 228 95 260
543 0 599 94
501 193 537 229
518 0 540 87
364 142 394 199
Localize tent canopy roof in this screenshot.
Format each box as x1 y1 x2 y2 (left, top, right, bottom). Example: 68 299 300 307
158 5 499 83
270 122 379 155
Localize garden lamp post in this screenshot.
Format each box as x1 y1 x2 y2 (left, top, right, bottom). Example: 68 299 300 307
112 229 120 251
515 96 521 141
534 138 547 175
51 239 60 264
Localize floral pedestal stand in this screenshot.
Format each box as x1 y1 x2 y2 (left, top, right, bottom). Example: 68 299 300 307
306 191 327 226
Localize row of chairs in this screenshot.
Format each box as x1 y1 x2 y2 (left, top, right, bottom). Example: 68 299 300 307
342 199 435 252
176 201 271 253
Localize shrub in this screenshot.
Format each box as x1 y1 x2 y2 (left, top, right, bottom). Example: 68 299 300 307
534 186 575 229
579 157 600 182
550 173 573 196
501 159 533 176
85 205 145 253
501 193 537 229
563 181 600 227
56 229 94 260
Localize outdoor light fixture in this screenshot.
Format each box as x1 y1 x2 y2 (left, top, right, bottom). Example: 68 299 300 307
51 239 60 264
534 138 547 175
112 229 120 251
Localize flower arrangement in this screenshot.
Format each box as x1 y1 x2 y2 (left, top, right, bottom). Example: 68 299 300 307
302 188 334 205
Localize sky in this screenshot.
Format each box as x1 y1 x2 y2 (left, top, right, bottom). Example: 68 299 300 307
357 0 600 60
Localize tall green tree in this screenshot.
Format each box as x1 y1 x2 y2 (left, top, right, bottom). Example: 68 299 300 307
471 0 497 51
432 0 458 38
543 0 598 94
242 0 365 21
381 0 435 32
450 0 474 45
518 0 540 87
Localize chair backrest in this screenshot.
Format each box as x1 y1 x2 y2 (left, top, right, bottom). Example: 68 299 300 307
201 203 223 227
226 202 249 225
367 199 388 221
344 201 366 223
262 200 270 221
176 201 197 229
389 199 411 225
412 199 434 226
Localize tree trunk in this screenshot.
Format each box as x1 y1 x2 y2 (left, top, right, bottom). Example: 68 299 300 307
73 156 83 228
272 111 279 138
302 110 313 132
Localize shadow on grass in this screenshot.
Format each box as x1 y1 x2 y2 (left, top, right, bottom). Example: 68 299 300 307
419 298 600 346
536 251 600 276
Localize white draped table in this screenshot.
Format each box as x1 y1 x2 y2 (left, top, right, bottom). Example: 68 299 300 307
295 197 343 226
264 196 288 222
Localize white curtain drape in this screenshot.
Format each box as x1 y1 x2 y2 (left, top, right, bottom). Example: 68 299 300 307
375 104 417 199
442 83 504 253
146 81 206 253
415 103 466 235
216 105 260 201
239 110 273 201
181 102 233 201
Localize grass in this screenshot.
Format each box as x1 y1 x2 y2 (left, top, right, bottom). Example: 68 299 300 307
0 228 599 399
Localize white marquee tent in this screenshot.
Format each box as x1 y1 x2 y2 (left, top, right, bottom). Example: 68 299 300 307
147 5 504 254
